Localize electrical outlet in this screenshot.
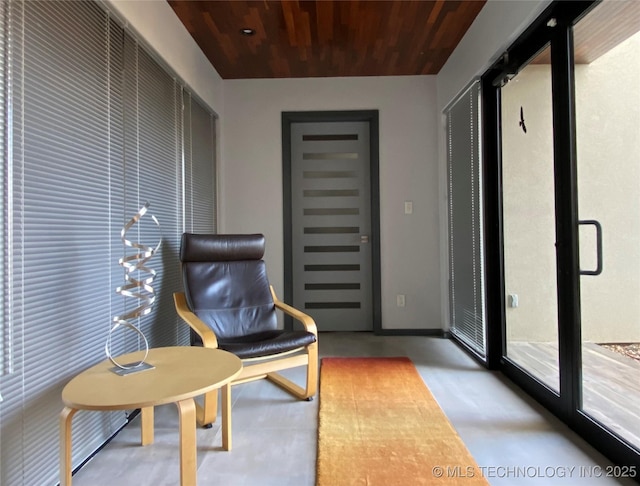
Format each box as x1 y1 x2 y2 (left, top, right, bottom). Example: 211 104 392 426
397 294 406 307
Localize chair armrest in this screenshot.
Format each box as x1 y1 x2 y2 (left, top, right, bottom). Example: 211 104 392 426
173 292 219 348
270 286 318 336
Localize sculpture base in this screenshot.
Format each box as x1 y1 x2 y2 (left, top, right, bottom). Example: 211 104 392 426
110 362 155 376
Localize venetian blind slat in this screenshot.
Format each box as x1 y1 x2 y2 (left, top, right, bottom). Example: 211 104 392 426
446 80 487 358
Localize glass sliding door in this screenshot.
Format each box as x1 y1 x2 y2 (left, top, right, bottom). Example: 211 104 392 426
484 0 640 470
501 45 560 392
574 0 640 450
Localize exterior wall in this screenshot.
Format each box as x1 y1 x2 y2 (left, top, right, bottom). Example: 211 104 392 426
221 76 440 330
502 33 640 344
501 64 559 344
575 32 640 343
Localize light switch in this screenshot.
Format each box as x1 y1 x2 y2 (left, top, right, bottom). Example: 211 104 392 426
404 201 413 214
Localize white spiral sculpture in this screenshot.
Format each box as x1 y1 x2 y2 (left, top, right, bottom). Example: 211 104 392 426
105 201 161 370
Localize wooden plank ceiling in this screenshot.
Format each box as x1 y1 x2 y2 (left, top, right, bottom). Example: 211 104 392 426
573 0 640 64
532 0 640 65
167 0 487 79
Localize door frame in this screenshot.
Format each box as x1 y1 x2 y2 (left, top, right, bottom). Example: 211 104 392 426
282 110 381 333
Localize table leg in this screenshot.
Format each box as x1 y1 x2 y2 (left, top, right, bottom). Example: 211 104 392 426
141 406 154 445
176 398 197 486
60 407 78 486
221 383 232 451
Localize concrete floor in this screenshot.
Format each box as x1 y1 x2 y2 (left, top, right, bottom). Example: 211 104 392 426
71 333 635 485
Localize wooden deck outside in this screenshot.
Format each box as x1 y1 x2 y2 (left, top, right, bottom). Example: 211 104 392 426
507 341 640 448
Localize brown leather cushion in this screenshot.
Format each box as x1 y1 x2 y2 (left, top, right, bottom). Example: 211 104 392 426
181 233 265 262
193 330 317 359
181 233 316 357
183 259 277 339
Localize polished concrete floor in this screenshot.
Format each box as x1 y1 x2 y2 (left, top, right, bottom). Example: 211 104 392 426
72 333 635 485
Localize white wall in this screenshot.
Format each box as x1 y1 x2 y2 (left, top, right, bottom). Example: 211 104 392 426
437 0 551 111
221 76 440 330
103 0 223 115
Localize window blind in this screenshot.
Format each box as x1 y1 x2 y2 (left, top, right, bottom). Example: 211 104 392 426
0 1 219 483
122 34 183 350
188 94 217 233
445 80 487 357
182 90 193 233
178 92 216 347
1 3 126 484
0 0 7 378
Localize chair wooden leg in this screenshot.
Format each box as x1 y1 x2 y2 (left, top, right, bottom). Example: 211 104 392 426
266 372 306 398
305 341 319 398
195 389 218 427
266 342 319 400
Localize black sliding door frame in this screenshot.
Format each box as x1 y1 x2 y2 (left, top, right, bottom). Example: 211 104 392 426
482 0 640 471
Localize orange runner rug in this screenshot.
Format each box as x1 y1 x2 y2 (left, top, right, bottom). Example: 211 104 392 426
316 357 489 485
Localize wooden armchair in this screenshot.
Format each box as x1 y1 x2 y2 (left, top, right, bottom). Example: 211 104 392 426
174 233 318 427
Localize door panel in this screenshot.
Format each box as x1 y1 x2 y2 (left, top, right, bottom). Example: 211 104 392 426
501 45 560 392
574 1 640 450
291 121 372 331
